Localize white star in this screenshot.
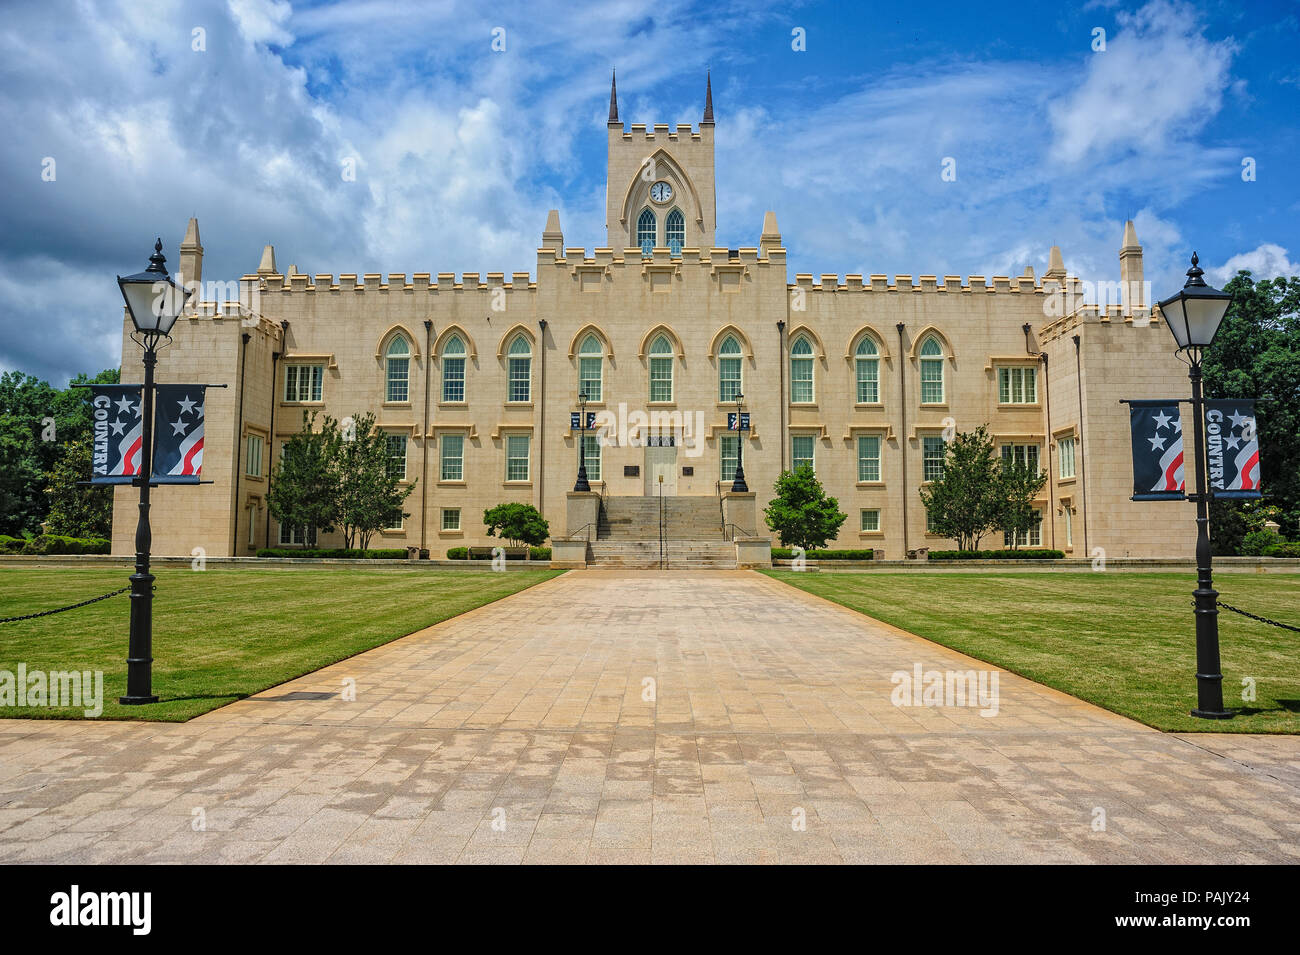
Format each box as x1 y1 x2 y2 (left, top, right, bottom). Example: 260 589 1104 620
1224 434 1241 450
1229 410 1251 430
114 396 136 416
171 420 188 436
1152 410 1172 430
1172 418 1183 432
109 419 126 436
1148 433 1166 451
195 403 204 418
177 395 197 416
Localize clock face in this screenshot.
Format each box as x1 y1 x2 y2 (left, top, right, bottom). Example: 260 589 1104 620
650 181 673 204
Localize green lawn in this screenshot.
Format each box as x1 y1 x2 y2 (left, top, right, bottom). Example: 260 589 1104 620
763 569 1300 733
0 565 563 722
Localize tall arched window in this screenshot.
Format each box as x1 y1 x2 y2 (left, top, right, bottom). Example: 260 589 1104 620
441 334 466 402
386 336 410 402
919 336 944 404
855 336 879 404
718 335 742 401
666 208 685 255
578 334 603 402
648 334 674 402
507 335 532 402
637 208 656 256
790 336 814 403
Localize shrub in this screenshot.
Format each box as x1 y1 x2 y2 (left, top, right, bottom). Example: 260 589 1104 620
1262 540 1300 558
254 548 407 559
447 547 467 560
0 534 26 554
483 502 550 547
1241 529 1283 556
447 546 546 560
16 534 111 555
772 548 875 560
928 549 1065 561
530 546 551 561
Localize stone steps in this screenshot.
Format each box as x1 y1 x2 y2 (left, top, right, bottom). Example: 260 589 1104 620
586 539 737 570
599 495 724 541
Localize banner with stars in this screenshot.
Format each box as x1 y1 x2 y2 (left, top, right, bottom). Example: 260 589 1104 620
88 384 145 484
151 385 207 484
1128 400 1186 501
1205 399 1261 499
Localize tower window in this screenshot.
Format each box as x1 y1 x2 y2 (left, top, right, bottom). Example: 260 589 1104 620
637 208 656 256
666 208 684 255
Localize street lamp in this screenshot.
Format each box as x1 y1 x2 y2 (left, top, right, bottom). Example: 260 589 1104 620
574 390 591 492
116 238 192 705
1157 251 1233 720
730 393 749 493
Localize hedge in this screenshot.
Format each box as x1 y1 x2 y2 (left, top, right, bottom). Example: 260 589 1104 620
1261 541 1300 558
772 548 875 560
1 534 111 555
928 549 1065 561
255 547 408 559
446 546 552 561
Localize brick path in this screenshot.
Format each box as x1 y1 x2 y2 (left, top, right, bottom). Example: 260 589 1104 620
1 570 1296 863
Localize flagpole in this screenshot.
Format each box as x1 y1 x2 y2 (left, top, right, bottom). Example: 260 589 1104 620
122 340 158 704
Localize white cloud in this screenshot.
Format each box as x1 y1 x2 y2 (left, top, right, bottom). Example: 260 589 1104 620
1207 243 1298 284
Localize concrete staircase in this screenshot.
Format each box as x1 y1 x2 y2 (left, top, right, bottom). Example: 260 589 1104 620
588 495 734 568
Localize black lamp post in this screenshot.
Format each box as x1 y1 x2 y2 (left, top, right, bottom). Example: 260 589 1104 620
1157 252 1234 720
574 391 591 492
116 239 191 705
730 393 749 493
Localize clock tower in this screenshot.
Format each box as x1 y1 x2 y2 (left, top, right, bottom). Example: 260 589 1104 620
604 71 717 251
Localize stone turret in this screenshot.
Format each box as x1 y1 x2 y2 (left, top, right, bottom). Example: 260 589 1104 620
542 209 564 250
759 211 781 257
1120 219 1145 313
179 217 202 290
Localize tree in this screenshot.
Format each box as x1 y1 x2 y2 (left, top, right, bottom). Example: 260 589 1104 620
483 502 550 547
918 426 1002 551
997 457 1048 549
763 464 847 551
335 412 416 551
1203 271 1300 549
267 411 341 546
43 437 112 538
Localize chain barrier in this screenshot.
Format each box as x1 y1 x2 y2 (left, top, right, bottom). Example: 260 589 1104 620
1216 600 1300 633
0 587 131 624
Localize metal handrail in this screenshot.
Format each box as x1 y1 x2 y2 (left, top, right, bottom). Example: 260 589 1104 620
566 522 598 542
658 479 665 570
722 522 755 542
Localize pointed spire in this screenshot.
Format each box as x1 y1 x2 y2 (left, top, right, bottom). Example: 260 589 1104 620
702 71 714 125
181 216 201 251
1045 245 1065 280
1121 219 1140 251
257 244 277 276
608 69 619 124
542 209 564 250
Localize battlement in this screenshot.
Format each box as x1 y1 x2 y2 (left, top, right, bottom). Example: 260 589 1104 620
789 273 1046 294
235 270 537 292
615 122 709 143
535 245 784 266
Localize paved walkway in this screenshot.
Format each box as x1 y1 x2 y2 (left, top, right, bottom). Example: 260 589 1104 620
1 570 1297 864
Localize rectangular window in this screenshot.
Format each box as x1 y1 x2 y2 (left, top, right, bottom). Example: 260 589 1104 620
649 357 673 402
860 508 880 533
1058 435 1076 479
920 359 944 404
857 435 881 483
1064 505 1073 548
386 434 407 481
279 524 309 546
791 435 815 472
440 434 465 481
442 508 461 532
719 357 742 402
856 360 879 404
387 358 409 403
1000 443 1041 473
508 358 531 402
442 357 465 402
1004 509 1043 548
385 510 404 531
582 435 602 481
248 504 257 546
284 365 324 402
245 434 263 477
922 436 946 482
790 358 814 403
506 434 530 481
998 366 1037 404
720 434 738 482
579 357 602 403
926 509 939 534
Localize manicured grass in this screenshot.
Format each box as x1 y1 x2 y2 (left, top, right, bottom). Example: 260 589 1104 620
763 569 1300 733
0 565 563 722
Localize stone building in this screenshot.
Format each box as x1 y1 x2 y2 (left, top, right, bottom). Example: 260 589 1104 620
112 75 1196 563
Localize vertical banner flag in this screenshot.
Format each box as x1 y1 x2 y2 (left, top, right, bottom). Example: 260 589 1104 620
1128 400 1185 500
89 384 145 484
151 385 207 483
1205 399 1261 499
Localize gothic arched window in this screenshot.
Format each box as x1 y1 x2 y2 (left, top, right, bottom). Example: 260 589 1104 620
637 208 656 256
666 208 685 255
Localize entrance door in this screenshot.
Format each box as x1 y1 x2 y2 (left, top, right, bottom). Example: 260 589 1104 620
645 446 677 495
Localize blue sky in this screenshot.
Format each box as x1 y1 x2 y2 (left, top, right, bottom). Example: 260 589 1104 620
2 0 1298 383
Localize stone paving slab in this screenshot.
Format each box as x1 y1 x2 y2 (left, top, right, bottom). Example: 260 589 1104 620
1 569 1297 864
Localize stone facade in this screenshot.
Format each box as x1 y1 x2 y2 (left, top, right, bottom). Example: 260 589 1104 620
112 76 1196 560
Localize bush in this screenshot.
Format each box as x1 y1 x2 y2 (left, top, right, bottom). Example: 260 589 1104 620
447 547 468 560
1241 529 1282 556
0 534 26 554
928 549 1065 561
1262 540 1300 558
14 534 111 555
772 548 875 560
254 548 407 559
530 546 551 561
446 546 548 560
